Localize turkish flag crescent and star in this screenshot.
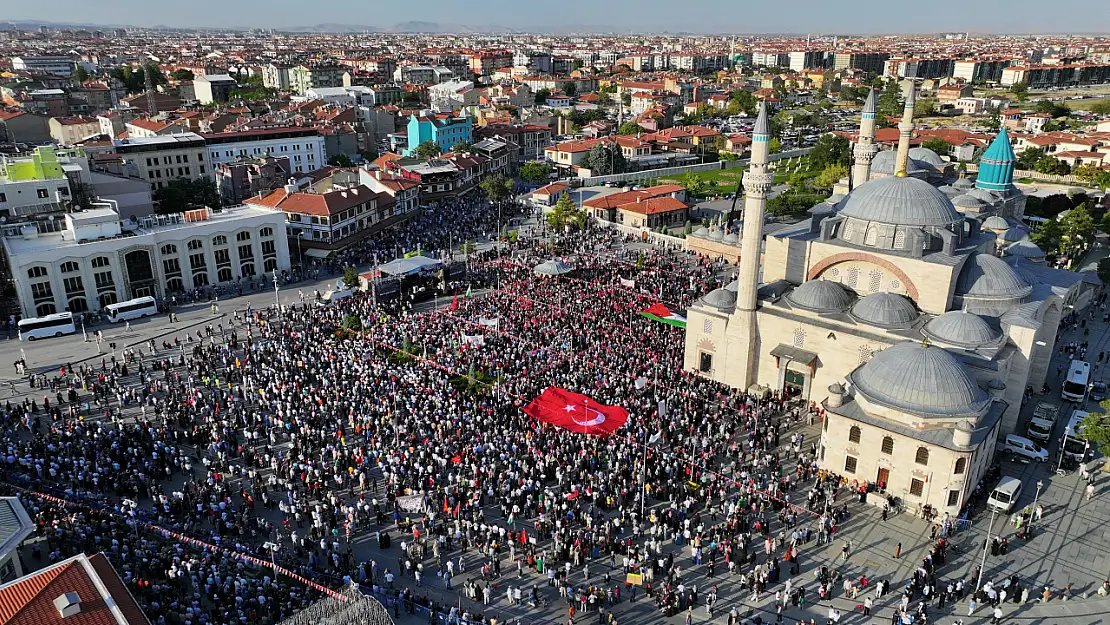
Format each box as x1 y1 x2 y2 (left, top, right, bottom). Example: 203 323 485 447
522 387 629 437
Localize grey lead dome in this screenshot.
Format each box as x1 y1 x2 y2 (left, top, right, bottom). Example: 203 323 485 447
955 253 1032 300
922 310 1003 349
850 292 918 328
838 175 963 227
786 280 854 313
848 341 991 418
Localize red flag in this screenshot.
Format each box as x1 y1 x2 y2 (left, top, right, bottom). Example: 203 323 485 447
522 387 629 437
451 455 462 464
451 295 458 311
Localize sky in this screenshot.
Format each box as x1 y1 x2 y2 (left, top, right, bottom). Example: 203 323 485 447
5 0 1109 34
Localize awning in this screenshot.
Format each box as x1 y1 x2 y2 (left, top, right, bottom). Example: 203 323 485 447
304 248 333 259
377 255 442 277
770 344 818 366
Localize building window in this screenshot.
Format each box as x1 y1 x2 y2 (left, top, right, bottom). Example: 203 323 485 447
188 239 204 251
699 352 713 373
37 188 49 198
881 436 894 455
93 271 114 289
214 249 231 265
62 276 83 294
954 457 967 475
213 235 228 246
868 270 883 293
844 456 857 474
848 425 861 444
915 447 930 465
909 478 924 497
792 327 806 348
238 245 254 260
236 231 252 242
702 318 713 334
27 266 48 279
60 261 80 273
161 244 178 255
947 490 961 507
893 230 906 249
260 227 274 238
846 266 859 289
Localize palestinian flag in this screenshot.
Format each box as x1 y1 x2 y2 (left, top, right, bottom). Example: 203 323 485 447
639 303 687 328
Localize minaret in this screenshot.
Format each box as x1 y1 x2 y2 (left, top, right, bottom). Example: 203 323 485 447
730 102 775 390
851 88 879 188
894 79 917 175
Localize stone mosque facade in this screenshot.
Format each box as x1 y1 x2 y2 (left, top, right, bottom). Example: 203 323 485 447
683 82 1094 515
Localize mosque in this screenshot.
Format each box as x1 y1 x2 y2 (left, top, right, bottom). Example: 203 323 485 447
682 81 1095 514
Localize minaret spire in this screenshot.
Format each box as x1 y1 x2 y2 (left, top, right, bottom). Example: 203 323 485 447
852 88 879 188
894 79 917 176
729 101 775 389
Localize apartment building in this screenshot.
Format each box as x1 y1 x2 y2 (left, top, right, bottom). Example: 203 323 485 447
111 133 211 188
11 55 74 76
203 127 327 175
289 64 344 95
262 63 293 90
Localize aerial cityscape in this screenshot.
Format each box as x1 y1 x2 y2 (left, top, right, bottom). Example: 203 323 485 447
2 4 1110 625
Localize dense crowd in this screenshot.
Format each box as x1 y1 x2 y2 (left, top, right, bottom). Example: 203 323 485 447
0 195 1035 625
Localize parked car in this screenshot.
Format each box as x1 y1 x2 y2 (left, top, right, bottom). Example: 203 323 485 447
1090 380 1107 401
1002 434 1049 463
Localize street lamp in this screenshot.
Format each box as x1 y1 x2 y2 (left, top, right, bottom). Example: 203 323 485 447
263 541 279 569
272 271 281 311
1029 480 1044 534
977 507 998 591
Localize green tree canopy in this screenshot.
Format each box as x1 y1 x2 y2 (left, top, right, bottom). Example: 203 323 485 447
328 154 353 167
1015 147 1046 171
342 266 361 292
414 141 442 160
534 88 550 105
171 68 195 81
152 178 220 214
1079 407 1110 458
519 161 554 183
984 108 1001 131
583 143 628 175
617 121 644 135
807 134 851 170
681 173 709 197
1031 218 1063 256
1009 81 1029 102
1090 101 1110 116
877 79 904 121
768 137 783 155
1034 100 1070 119
1059 202 1097 255
920 138 951 157
72 65 89 83
814 163 849 189
914 97 937 117
451 140 474 153
480 173 514 205
547 193 587 231
728 89 757 116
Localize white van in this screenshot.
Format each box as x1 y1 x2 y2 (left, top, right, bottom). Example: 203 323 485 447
988 477 1023 513
1002 434 1049 463
1026 402 1058 442
322 289 354 304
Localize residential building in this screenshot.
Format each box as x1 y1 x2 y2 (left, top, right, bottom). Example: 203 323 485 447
0 110 51 144
125 118 189 138
471 137 513 176
119 92 182 112
789 51 830 73
0 497 33 583
514 51 553 74
48 116 99 145
393 65 455 85
246 175 397 257
0 553 151 624
955 97 987 115
381 155 481 203
475 124 554 162
583 184 688 225
262 63 293 90
216 155 293 205
0 146 76 219
111 134 211 188
952 59 1011 83
4 202 289 315
360 167 420 218
402 113 472 157
203 127 326 175
10 55 74 76
193 74 238 104
937 84 974 104
1001 63 1110 88
543 137 603 168
428 80 478 112
289 64 344 96
531 181 570 206
469 52 513 77
833 52 890 75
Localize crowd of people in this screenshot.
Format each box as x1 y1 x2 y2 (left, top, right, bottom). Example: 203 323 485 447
0 191 1051 625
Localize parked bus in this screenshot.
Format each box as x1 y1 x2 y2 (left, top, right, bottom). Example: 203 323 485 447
1062 360 1091 403
105 296 158 323
17 312 76 341
1062 410 1091 463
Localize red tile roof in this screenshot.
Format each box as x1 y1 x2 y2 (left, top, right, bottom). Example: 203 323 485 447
618 196 689 215
246 185 380 217
533 182 569 196
0 553 150 625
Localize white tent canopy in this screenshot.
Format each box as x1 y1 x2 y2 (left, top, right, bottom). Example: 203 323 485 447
533 259 574 277
377 255 442 277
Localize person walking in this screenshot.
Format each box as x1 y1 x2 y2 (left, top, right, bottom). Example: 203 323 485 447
894 542 901 559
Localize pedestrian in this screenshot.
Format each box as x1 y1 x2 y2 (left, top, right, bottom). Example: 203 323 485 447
894 542 901 559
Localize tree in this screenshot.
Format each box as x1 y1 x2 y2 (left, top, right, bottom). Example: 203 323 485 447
583 143 627 176
534 88 550 105
171 68 195 81
814 163 849 189
1059 202 1097 255
877 79 904 121
1034 100 1070 119
1034 155 1070 176
807 134 851 170
1009 81 1029 102
621 92 631 106
72 65 89 83
719 151 740 162
564 82 577 97
767 194 821 217
451 140 474 153
729 89 757 116
984 107 1001 131
152 178 220 214
681 173 709 197
519 161 553 183
1031 218 1064 256
402 91 422 104
342 266 361 292
414 141 441 160
547 193 587 231
328 154 353 167
914 98 937 117
768 138 782 155
838 86 861 103
144 63 167 87
920 138 951 157
1080 407 1110 458
480 173 513 206
1099 258 1110 287
1090 101 1110 116
617 121 644 135
1015 147 1046 171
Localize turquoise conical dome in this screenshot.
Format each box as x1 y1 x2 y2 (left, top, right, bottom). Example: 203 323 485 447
976 129 1016 192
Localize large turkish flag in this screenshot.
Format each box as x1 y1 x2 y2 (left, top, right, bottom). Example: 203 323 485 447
522 387 629 437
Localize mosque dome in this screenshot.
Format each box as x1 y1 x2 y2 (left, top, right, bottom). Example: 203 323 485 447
967 188 1000 204
922 311 1003 349
955 253 1032 301
848 341 991 418
698 287 737 310
786 280 854 313
871 150 932 177
692 226 709 237
707 229 724 241
722 231 740 245
1003 240 1045 259
850 292 918 328
839 175 963 227
908 147 947 168
999 227 1030 243
980 215 1011 231
725 279 739 292
937 184 961 197
952 194 986 211
952 178 974 190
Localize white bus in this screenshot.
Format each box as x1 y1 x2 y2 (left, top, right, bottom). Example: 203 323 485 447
1061 410 1091 463
17 312 76 341
1062 360 1091 403
105 296 158 323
